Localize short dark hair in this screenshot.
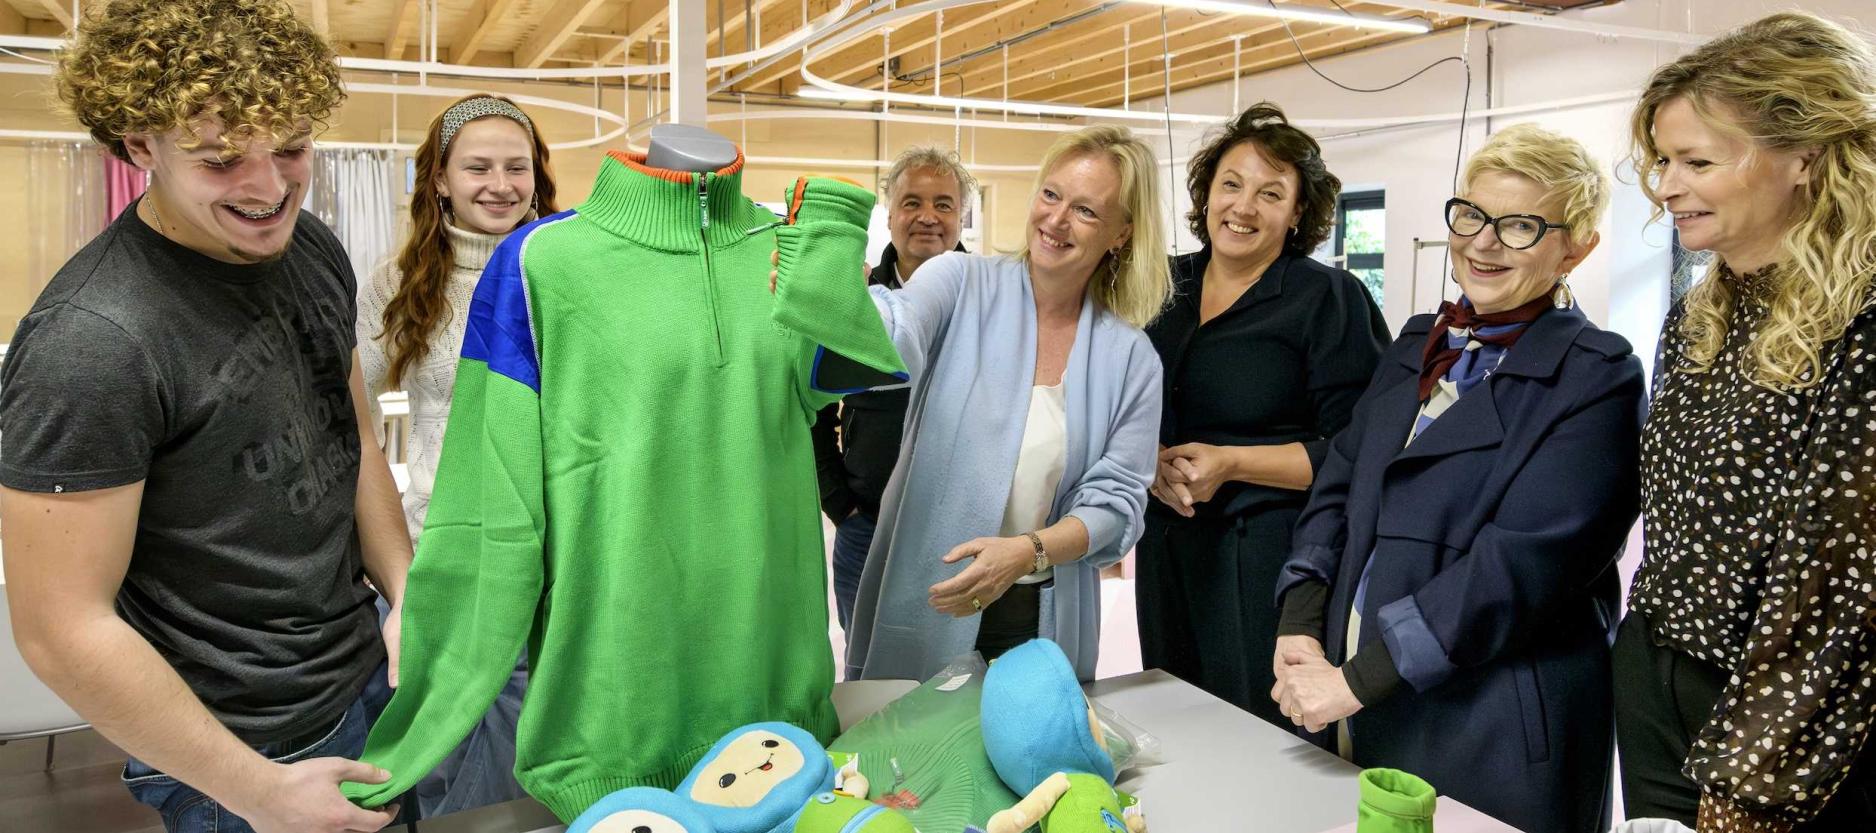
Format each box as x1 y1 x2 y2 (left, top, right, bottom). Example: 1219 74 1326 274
1185 101 1339 256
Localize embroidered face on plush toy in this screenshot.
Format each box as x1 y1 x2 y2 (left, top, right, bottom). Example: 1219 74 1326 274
588 809 705 833
687 729 809 808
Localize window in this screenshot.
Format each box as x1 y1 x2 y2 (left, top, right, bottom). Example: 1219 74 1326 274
1335 191 1385 303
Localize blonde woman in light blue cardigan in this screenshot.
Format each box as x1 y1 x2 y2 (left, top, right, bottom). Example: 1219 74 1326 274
846 126 1168 682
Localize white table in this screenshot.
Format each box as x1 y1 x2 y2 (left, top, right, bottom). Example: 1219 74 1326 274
420 671 1520 833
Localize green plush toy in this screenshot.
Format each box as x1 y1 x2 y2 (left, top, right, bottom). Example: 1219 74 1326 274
789 792 918 832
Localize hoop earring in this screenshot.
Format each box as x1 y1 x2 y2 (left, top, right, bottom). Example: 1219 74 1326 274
437 194 452 218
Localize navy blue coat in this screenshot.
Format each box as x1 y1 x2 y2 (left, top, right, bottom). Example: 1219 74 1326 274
1277 305 1644 833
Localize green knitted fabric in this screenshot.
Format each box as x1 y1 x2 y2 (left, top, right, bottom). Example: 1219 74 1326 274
1041 773 1129 833
830 667 1022 830
342 153 905 821
1357 768 1437 833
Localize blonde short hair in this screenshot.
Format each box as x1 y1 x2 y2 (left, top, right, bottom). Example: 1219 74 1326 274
1461 123 1609 246
1017 126 1172 329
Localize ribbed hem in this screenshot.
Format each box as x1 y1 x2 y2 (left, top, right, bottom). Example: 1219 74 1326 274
1359 768 1437 819
535 746 708 822
576 153 771 252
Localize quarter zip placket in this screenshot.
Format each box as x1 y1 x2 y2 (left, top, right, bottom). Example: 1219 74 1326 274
697 173 727 366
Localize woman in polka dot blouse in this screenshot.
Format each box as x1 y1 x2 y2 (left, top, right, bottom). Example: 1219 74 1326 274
1618 12 1876 833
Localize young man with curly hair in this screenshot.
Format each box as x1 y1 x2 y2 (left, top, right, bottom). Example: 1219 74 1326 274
0 1 412 831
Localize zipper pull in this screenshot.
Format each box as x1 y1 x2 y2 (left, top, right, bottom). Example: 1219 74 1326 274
744 219 785 237
698 176 709 230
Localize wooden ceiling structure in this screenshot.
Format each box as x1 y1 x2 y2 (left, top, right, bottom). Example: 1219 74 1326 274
0 0 1614 110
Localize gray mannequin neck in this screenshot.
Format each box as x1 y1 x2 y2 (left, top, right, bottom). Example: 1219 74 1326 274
646 124 739 173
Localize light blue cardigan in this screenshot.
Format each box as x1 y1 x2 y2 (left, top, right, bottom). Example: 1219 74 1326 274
844 252 1163 682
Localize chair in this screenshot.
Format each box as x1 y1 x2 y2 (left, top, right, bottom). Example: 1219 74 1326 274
0 580 90 771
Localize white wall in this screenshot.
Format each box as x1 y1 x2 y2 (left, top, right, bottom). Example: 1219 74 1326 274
1133 0 1876 379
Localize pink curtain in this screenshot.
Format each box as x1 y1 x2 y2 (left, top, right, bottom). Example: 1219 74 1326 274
104 153 146 221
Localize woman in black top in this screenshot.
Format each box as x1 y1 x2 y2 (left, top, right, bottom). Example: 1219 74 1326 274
1138 102 1389 725
1619 12 1876 832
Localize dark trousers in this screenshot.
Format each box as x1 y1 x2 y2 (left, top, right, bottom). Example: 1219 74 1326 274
1135 506 1299 728
1614 612 1876 828
831 511 878 632
974 581 1042 661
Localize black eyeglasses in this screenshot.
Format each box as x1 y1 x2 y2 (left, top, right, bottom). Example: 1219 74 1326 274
1444 197 1570 250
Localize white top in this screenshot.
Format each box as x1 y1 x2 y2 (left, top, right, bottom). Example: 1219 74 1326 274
1000 382 1067 585
358 221 509 545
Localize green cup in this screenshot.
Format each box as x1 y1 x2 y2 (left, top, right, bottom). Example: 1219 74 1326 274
1358 768 1437 833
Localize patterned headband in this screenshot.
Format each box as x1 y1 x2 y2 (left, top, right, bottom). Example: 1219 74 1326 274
438 97 534 156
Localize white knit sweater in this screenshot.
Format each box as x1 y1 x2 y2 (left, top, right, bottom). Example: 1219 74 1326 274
359 221 508 545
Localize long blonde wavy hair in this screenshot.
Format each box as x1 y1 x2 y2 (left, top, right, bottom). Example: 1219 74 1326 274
1017 125 1172 329
1631 11 1876 390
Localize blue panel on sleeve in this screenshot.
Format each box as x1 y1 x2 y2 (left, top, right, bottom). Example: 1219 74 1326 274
460 211 575 394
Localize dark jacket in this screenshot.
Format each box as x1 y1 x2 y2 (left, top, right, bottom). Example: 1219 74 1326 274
811 242 962 521
1276 304 1645 833
1146 248 1390 518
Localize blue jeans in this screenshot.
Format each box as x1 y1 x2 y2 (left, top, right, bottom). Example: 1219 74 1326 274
121 660 401 833
831 511 877 632
408 655 530 817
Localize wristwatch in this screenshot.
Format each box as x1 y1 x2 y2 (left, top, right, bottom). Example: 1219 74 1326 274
1023 532 1049 574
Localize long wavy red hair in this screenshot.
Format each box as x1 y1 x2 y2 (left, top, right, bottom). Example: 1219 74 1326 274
380 94 558 387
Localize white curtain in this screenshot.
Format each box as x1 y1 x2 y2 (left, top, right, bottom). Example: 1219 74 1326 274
306 148 403 283
26 142 108 297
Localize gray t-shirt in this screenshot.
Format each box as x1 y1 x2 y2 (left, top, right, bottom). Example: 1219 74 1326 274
0 204 383 744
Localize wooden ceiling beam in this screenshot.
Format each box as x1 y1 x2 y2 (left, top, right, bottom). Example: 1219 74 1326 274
450 0 522 64
306 0 328 37
816 0 1024 87
384 0 421 61
0 1 28 33
997 16 1294 101
952 9 1211 98
1068 22 1441 107
795 0 1061 90
597 0 670 66
518 0 614 68
31 0 70 30
730 0 855 90
710 0 789 53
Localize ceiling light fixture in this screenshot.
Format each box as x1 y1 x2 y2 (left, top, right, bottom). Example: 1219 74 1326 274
1144 0 1429 34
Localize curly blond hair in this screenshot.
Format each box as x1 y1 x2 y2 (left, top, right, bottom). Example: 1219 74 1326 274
55 0 344 161
1464 123 1609 246
1631 11 1876 390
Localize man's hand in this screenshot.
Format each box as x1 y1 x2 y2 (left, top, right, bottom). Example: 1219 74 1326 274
225 758 398 833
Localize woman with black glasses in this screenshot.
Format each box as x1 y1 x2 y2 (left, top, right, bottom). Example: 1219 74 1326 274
1268 123 1645 833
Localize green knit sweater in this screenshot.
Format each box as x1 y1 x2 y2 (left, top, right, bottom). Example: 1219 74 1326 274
341 152 905 820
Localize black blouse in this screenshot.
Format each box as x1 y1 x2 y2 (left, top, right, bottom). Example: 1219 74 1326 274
1629 266 1876 828
1146 248 1390 518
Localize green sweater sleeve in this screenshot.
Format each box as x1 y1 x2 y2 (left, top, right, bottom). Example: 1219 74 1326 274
341 310 547 805
771 176 908 413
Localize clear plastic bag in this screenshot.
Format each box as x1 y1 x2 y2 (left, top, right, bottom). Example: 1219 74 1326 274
1091 696 1162 773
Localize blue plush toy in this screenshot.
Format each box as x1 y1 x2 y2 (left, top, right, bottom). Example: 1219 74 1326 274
980 639 1144 833
566 786 717 833
675 722 837 833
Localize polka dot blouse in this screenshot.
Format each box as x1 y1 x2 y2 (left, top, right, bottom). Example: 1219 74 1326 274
1630 265 1876 830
